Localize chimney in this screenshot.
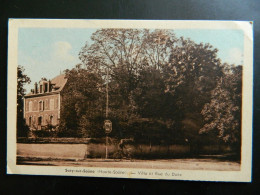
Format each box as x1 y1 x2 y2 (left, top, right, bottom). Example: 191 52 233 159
34 82 38 94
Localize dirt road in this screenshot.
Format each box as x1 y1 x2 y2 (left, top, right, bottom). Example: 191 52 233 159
17 158 240 171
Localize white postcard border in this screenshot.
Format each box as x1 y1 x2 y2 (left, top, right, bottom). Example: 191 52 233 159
7 19 253 182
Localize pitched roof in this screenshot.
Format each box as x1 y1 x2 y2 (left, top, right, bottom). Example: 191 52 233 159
51 74 67 92
25 74 67 96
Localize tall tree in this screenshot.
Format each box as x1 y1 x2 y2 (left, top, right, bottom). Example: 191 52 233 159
200 65 242 149
79 29 176 75
133 67 167 118
79 29 178 139
79 29 177 101
17 65 31 137
74 28 242 154
59 64 105 137
164 38 223 111
162 38 224 147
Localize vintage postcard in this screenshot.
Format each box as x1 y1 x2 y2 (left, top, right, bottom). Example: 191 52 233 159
7 19 253 182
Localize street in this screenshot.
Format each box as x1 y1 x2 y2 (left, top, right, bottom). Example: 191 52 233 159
17 158 240 171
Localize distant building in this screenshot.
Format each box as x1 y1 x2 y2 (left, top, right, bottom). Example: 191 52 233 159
24 74 67 131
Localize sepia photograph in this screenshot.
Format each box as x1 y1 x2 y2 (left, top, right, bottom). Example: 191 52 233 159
7 19 253 182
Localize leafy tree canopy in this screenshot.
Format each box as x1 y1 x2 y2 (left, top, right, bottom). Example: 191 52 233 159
59 28 242 153
17 65 31 137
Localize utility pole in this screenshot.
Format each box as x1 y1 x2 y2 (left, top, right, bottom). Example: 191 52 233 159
106 68 109 119
103 68 112 159
104 67 112 159
106 68 108 159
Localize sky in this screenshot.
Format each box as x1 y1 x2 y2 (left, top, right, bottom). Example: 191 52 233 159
18 28 244 93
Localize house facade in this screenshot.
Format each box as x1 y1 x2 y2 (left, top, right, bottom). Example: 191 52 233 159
24 74 67 130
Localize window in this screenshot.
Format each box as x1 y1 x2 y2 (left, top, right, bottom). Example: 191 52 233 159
29 101 32 112
38 116 42 126
29 117 32 127
33 116 36 125
39 101 44 111
50 99 54 110
50 115 53 125
33 100 37 111
44 83 48 93
39 100 45 111
40 85 43 93
55 98 59 109
25 101 28 111
45 99 49 110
